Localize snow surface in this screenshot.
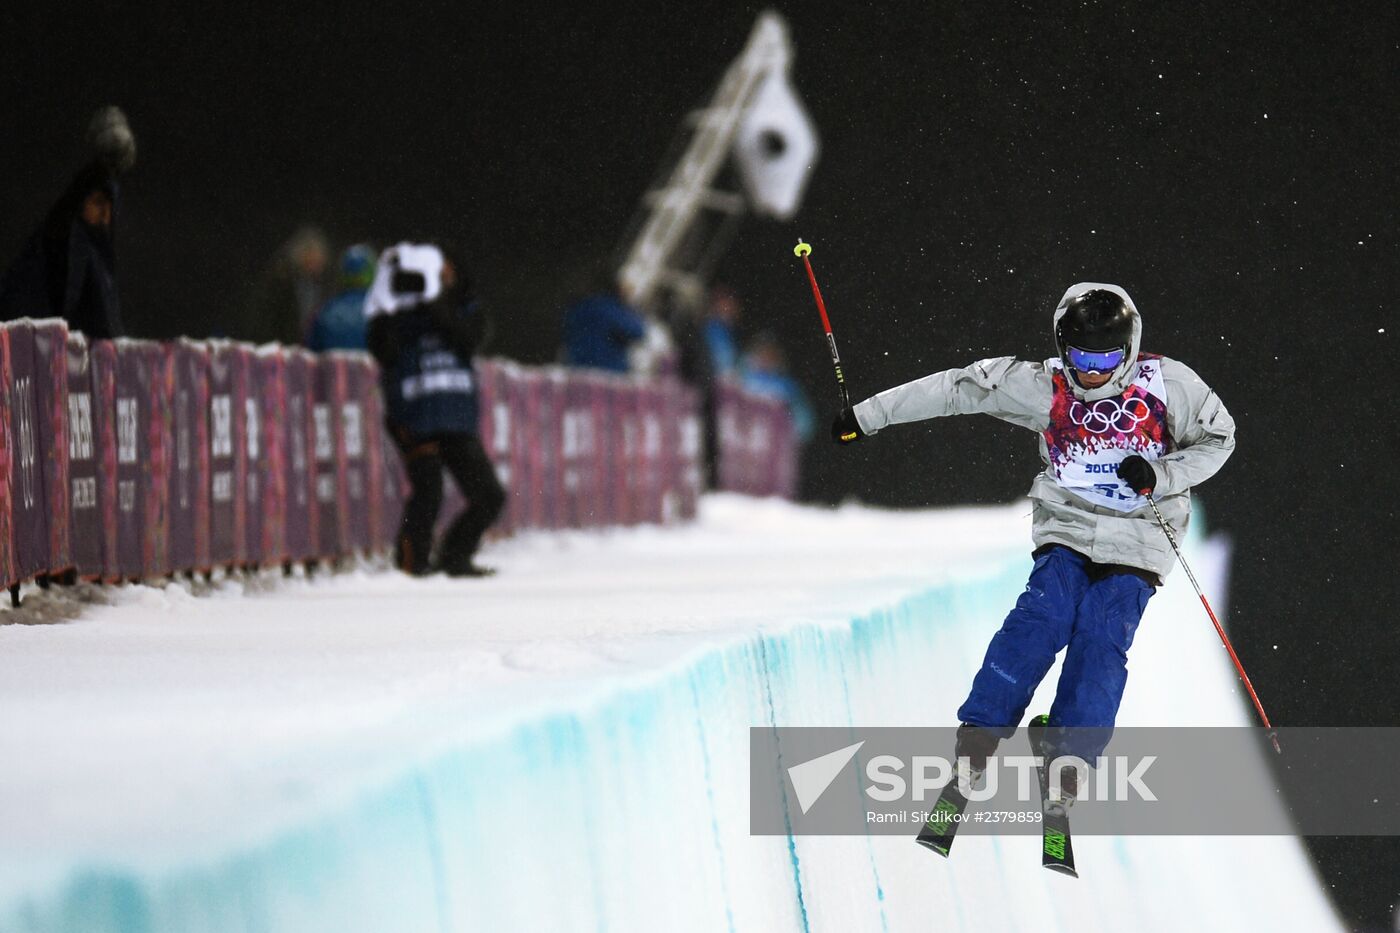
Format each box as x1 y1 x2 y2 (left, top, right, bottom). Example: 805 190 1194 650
0 495 1339 932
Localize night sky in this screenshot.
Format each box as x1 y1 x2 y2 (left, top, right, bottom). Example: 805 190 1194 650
4 1 1398 926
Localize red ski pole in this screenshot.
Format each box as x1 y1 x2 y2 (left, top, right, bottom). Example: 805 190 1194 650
1145 493 1282 754
793 239 853 420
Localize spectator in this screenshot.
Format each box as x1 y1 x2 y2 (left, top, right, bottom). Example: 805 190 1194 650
628 309 679 379
741 330 815 444
305 243 376 351
703 283 742 376
560 276 647 373
242 225 330 345
0 106 137 338
661 295 725 487
663 295 715 393
366 241 505 577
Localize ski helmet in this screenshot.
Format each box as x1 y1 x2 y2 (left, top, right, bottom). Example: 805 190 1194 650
1051 283 1143 399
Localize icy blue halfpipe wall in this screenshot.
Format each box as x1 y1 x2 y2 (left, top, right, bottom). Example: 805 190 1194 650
1 527 1336 932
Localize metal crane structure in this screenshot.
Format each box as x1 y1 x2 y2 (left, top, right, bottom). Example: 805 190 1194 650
615 10 818 319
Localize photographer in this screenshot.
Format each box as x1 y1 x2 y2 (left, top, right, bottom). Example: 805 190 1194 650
0 106 136 337
366 242 505 577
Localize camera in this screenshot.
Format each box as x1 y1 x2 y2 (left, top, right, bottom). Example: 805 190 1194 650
391 268 427 296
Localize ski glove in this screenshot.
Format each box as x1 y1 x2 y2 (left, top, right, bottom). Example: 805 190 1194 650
831 407 865 445
1116 455 1157 495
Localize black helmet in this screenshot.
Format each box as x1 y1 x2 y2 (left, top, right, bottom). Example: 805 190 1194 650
1054 288 1136 364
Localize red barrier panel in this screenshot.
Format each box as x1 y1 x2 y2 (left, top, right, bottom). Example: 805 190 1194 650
230 344 260 569
110 340 173 580
638 382 665 525
139 341 172 578
0 341 795 597
3 322 51 586
313 354 349 559
166 339 210 575
462 363 495 540
356 359 390 550
772 404 798 500
626 379 650 525
90 340 120 581
32 321 71 575
377 423 406 551
111 340 146 579
675 382 703 520
339 353 373 554
654 380 676 524
251 347 289 566
282 349 318 562
655 380 698 524
530 370 565 530
601 378 621 526
64 335 103 579
590 375 614 526
240 347 265 569
359 364 403 552
207 340 250 569
508 365 532 532
714 379 742 495
560 375 592 528
0 329 16 589
761 394 796 498
626 380 647 525
526 369 562 529
515 370 541 531
745 396 766 495
593 377 616 527
712 378 796 499
477 360 523 537
621 378 646 523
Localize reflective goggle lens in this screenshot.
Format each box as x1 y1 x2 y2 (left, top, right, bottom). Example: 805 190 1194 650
1067 346 1125 373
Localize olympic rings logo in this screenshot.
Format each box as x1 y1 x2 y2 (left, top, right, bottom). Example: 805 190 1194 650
1069 396 1152 434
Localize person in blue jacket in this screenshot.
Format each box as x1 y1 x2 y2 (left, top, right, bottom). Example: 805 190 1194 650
305 243 376 351
366 242 505 577
703 284 742 376
560 278 647 373
740 331 815 444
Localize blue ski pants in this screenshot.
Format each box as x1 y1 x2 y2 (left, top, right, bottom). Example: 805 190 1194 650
956 545 1154 760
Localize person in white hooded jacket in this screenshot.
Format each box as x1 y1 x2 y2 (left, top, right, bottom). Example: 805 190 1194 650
831 283 1235 804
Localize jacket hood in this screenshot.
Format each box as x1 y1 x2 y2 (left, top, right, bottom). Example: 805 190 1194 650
1052 282 1142 402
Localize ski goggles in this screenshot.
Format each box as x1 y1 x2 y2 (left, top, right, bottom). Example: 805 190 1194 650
1066 346 1125 374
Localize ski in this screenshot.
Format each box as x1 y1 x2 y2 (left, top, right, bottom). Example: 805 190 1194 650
914 777 971 857
1030 715 1078 878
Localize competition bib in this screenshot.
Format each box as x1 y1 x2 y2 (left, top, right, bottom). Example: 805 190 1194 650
1042 355 1170 512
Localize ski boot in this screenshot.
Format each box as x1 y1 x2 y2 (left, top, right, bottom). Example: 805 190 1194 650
954 723 1001 791
1028 714 1078 816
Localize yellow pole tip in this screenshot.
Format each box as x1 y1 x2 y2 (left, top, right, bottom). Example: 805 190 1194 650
793 240 811 257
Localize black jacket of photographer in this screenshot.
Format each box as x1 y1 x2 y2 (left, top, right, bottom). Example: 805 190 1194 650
367 272 487 441
0 161 124 338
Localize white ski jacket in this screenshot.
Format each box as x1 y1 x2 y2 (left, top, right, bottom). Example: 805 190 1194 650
852 288 1235 580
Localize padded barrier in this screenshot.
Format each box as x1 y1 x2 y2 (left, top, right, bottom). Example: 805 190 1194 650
283 348 319 563
0 321 796 586
64 334 103 579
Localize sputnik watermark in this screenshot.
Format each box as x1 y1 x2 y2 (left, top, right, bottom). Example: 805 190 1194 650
755 727 1400 836
786 747 1156 816
864 754 1158 804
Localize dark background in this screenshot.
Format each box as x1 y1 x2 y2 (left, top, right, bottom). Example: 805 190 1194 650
3 2 1397 927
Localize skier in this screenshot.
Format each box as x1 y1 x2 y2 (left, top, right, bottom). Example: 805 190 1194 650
831 283 1235 808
